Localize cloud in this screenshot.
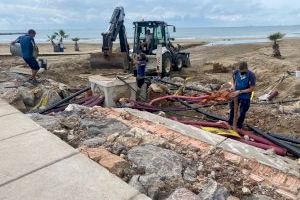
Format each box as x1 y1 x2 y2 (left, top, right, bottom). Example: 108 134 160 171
0 0 300 30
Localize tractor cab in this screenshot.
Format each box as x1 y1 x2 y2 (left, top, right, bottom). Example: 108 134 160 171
133 21 176 54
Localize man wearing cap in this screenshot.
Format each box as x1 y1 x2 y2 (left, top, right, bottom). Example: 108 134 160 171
12 29 40 85
229 61 256 129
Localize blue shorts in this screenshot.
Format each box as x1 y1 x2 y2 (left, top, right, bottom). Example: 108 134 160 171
23 57 40 70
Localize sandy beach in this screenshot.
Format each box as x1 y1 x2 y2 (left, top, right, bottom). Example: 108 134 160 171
0 38 299 135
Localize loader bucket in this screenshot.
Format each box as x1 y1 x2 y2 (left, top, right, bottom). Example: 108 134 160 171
90 52 129 70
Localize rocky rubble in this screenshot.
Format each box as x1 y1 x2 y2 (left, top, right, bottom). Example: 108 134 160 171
29 105 286 200
0 71 72 112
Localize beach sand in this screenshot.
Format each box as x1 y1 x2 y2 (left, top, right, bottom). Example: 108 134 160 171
0 38 299 135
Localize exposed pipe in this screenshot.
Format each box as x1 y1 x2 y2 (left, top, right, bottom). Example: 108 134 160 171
155 78 211 94
38 87 91 114
248 126 300 158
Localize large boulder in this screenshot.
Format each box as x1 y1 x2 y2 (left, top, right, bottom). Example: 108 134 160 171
127 145 183 178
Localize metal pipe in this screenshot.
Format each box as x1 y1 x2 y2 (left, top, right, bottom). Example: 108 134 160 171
155 78 211 94
38 87 91 114
268 133 300 145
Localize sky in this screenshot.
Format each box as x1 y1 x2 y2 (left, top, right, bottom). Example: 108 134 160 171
0 0 300 30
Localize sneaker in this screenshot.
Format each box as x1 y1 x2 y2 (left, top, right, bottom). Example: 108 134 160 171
28 79 40 86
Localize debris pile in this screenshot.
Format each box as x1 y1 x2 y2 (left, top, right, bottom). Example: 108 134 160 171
29 105 291 200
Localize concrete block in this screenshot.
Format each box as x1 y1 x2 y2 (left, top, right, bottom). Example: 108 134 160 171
0 101 19 117
89 75 137 107
0 129 77 185
0 154 143 200
0 113 42 140
121 108 225 146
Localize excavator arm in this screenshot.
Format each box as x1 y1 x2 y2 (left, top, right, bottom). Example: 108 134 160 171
101 7 129 57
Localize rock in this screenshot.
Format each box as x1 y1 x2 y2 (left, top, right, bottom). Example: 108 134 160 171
166 188 200 200
242 187 251 195
183 166 198 182
214 187 230 200
127 145 183 179
28 113 61 131
1 88 26 112
106 133 120 143
81 137 106 147
116 135 141 148
19 86 35 107
242 194 273 200
80 118 129 136
129 175 146 194
65 104 90 113
40 89 62 109
227 196 240 200
198 179 230 200
171 77 185 83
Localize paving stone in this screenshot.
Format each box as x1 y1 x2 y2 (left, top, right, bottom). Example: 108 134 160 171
0 101 19 117
0 129 76 185
0 112 42 140
0 154 145 200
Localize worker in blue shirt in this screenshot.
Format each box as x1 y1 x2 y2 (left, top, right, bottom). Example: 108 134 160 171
135 53 147 88
229 61 256 129
12 29 40 85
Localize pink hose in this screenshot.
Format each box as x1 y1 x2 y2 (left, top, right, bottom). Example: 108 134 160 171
149 95 209 105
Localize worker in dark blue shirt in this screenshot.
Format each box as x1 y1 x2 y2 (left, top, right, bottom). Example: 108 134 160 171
12 29 40 85
135 53 147 88
229 61 256 129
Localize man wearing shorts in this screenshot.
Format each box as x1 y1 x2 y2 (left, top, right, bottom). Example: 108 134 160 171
12 29 40 85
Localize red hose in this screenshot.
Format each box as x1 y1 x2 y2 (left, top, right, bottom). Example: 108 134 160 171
239 139 287 156
149 95 209 105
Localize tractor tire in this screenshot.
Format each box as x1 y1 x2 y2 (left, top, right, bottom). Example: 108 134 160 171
173 55 184 71
162 52 172 77
185 57 191 68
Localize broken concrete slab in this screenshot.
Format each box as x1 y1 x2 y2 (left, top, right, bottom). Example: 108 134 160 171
219 138 300 177
0 129 77 185
0 100 19 117
0 112 42 140
121 108 225 146
0 154 150 200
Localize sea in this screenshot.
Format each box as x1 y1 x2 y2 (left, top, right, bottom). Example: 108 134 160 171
1 25 300 45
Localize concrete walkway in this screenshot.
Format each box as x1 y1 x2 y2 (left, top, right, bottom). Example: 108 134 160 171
0 99 150 200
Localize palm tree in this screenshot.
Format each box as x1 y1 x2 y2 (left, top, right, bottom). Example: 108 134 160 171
47 34 60 52
268 32 285 58
72 37 80 51
55 29 69 43
55 29 69 52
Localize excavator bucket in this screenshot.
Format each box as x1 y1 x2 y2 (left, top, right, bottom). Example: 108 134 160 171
90 52 129 70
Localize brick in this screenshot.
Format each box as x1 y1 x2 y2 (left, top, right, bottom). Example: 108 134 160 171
249 173 264 182
99 153 129 176
257 165 272 175
284 176 300 193
276 189 297 200
272 173 287 186
80 147 111 162
224 152 241 164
